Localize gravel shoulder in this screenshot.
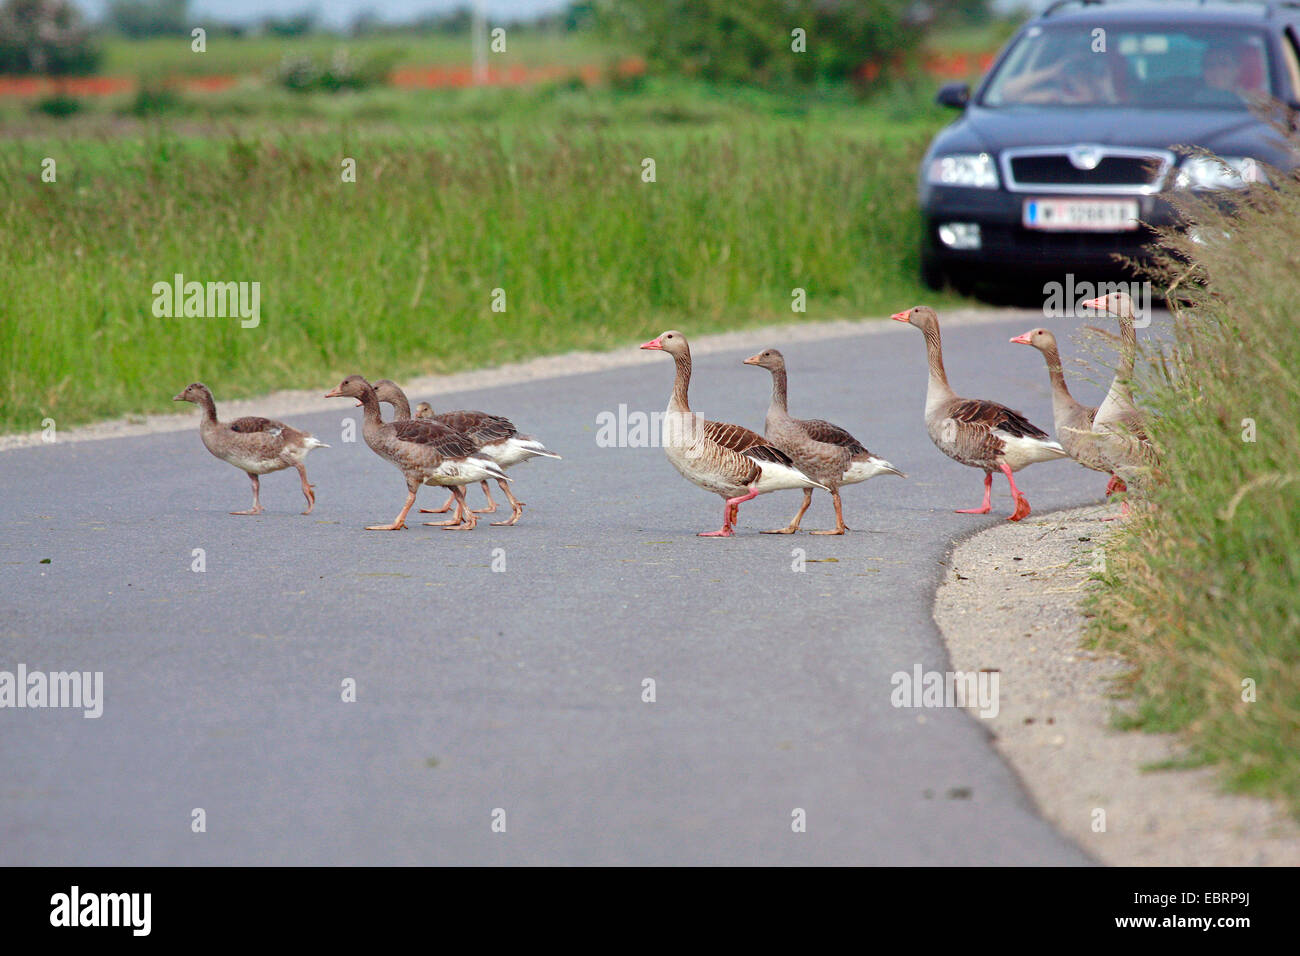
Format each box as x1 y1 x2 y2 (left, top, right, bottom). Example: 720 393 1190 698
935 505 1300 866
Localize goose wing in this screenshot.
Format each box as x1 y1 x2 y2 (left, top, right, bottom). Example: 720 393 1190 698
229 416 285 435
798 418 867 456
949 397 1051 440
436 409 518 446
703 420 766 452
392 419 480 459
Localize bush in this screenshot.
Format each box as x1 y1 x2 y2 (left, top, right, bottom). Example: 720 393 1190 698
594 0 923 88
128 82 184 116
30 92 80 116
273 48 395 93
0 0 100 74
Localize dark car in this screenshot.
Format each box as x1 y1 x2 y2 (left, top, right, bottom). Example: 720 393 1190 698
918 0 1300 290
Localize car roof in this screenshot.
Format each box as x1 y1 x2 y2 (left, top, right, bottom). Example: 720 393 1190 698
1036 0 1297 26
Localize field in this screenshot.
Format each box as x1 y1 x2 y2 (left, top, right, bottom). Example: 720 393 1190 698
0 45 956 433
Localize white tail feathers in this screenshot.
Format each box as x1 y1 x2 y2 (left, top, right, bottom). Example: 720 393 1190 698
844 457 906 482
471 456 511 483
755 459 830 494
506 437 561 462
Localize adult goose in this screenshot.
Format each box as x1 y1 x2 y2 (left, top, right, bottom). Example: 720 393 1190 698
640 331 828 537
742 348 905 534
173 382 327 515
891 307 1067 521
324 375 507 531
1080 292 1158 504
362 381 559 527
1008 327 1123 495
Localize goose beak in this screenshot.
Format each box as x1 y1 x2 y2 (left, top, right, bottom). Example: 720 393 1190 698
1079 296 1106 312
324 386 343 398
890 309 912 323
171 391 186 401
639 337 663 351
1009 332 1032 345
742 353 762 365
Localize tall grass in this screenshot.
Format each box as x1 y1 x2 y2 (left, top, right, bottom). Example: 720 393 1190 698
0 88 943 431
1087 141 1300 815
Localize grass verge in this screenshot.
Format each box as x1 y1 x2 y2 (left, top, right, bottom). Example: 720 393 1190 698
1085 140 1300 817
0 80 955 433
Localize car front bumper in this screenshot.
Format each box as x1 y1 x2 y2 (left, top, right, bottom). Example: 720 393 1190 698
920 184 1183 274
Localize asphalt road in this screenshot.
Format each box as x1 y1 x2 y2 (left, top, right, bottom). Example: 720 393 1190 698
0 312 1123 865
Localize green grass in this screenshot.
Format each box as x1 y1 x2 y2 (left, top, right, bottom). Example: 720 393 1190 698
0 79 956 433
1084 151 1300 817
98 29 615 78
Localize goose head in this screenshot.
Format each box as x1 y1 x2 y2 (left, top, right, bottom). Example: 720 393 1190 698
890 306 938 331
1080 291 1132 318
324 374 373 401
368 378 404 409
172 382 211 404
742 348 785 371
640 330 689 358
1009 328 1058 352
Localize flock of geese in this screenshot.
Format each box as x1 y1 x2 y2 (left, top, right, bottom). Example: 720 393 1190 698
173 292 1154 536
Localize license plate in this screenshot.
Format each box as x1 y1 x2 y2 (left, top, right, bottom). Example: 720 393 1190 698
1023 198 1139 232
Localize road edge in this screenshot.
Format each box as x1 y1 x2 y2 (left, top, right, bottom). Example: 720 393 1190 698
933 504 1300 866
4 308 1034 453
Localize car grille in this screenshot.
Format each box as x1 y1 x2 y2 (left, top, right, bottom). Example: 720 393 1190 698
1001 147 1173 194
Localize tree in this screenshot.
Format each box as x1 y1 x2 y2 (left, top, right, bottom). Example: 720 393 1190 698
594 0 924 87
0 0 100 74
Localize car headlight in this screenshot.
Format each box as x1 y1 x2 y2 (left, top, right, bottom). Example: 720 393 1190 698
927 153 999 189
1174 156 1266 190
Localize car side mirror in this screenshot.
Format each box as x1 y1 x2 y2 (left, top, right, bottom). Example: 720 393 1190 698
936 83 970 109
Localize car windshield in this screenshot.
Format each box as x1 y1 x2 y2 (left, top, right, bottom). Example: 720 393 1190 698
982 22 1272 109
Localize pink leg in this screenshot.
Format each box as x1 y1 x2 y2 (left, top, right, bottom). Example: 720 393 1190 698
424 487 470 527
955 472 993 514
471 479 499 515
999 463 1032 521
230 473 264 515
699 487 756 537
418 491 457 515
1102 498 1132 522
295 462 315 515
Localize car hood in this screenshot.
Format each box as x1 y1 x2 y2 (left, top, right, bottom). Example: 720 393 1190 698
933 105 1287 162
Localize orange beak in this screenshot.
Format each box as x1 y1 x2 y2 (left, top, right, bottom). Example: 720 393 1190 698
1009 332 1033 345
890 309 912 323
639 337 663 350
1080 296 1107 312
324 385 343 398
742 353 762 365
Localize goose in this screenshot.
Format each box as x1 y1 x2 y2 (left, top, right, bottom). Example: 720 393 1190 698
640 330 828 537
413 399 559 526
324 375 508 531
742 348 905 534
1008 327 1124 495
362 380 559 526
173 382 327 515
891 307 1067 521
1080 292 1158 507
